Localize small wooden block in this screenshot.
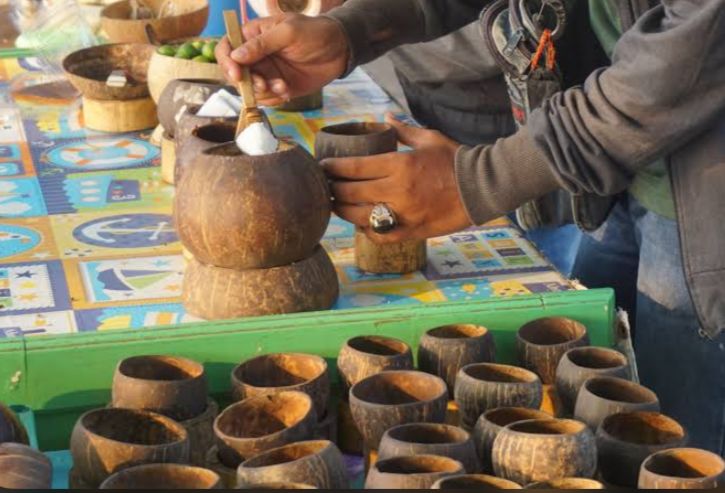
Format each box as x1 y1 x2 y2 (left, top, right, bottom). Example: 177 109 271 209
336 400 363 455
445 400 461 427
355 229 427 274
540 384 564 417
161 131 176 185
82 96 158 133
363 446 378 475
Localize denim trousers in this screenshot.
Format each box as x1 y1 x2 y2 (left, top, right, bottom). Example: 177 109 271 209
572 195 725 456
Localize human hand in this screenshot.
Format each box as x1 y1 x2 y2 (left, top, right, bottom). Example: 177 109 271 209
322 114 473 244
215 13 349 106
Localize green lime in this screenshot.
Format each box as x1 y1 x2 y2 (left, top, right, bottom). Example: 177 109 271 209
175 42 200 60
157 45 176 57
192 55 210 63
191 40 205 51
202 41 217 62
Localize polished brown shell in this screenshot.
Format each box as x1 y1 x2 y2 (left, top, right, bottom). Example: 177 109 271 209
99 463 222 489
174 142 331 270
101 0 209 44
0 443 52 489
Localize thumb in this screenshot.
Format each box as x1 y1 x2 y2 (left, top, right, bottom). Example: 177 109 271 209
385 113 430 149
231 17 295 65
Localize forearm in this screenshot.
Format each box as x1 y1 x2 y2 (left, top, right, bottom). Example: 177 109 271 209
324 0 485 70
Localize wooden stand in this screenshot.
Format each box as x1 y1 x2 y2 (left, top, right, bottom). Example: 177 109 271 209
355 229 427 274
82 96 158 133
276 90 323 112
161 132 176 185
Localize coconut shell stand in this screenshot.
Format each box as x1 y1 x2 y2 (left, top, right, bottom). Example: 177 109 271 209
62 44 158 133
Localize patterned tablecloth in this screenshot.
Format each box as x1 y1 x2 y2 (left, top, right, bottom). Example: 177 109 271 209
0 55 575 337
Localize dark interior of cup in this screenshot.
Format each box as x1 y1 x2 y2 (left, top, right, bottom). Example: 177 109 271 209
235 354 325 388
276 0 309 12
462 364 538 384
519 317 587 345
82 408 185 445
386 423 467 445
351 372 445 405
118 355 202 381
347 336 409 356
567 347 627 369
241 441 327 468
216 392 311 439
484 407 550 428
103 464 218 489
320 122 391 137
376 455 461 474
508 419 585 436
584 377 657 404
427 324 488 339
193 123 237 144
435 475 520 489
601 412 685 445
644 449 725 478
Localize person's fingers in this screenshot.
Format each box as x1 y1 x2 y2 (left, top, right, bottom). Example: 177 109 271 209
251 73 268 92
321 154 397 180
257 95 287 106
384 112 432 149
333 203 373 228
232 17 297 65
331 179 391 205
216 37 242 82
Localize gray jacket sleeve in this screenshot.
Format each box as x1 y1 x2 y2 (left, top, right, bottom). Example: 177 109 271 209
457 0 725 224
324 0 486 70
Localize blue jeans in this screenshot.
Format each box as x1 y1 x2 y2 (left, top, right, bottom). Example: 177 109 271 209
572 195 725 456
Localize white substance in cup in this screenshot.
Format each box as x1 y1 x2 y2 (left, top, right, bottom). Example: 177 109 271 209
196 90 242 118
236 122 279 156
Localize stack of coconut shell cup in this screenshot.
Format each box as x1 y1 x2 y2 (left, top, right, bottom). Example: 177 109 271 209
174 128 339 319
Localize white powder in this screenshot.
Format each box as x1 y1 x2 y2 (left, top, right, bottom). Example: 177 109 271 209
196 89 241 118
236 122 279 156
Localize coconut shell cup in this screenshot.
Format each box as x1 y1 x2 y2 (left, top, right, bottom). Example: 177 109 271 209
230 353 330 419
336 335 414 398
236 440 349 489
492 418 597 485
432 474 522 489
0 443 53 489
453 363 543 431
378 423 480 473
157 80 232 137
111 354 208 421
182 247 339 321
638 448 725 489
239 483 317 489
596 411 687 487
0 403 29 444
148 50 224 103
174 121 236 184
526 478 605 489
554 346 630 414
70 408 190 488
473 407 552 473
101 0 209 44
213 391 316 468
574 376 660 430
418 324 496 396
99 463 222 489
349 370 448 449
62 43 156 101
174 141 331 270
516 317 590 384
365 454 464 489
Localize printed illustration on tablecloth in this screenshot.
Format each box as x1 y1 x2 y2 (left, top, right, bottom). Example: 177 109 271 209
0 108 26 144
336 278 446 309
424 228 551 280
75 302 200 332
0 217 57 262
65 255 183 309
22 105 87 141
37 136 159 171
0 261 71 315
0 177 46 217
0 310 77 337
50 211 179 259
42 167 171 215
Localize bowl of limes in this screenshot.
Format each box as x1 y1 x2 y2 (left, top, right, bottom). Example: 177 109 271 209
147 38 224 102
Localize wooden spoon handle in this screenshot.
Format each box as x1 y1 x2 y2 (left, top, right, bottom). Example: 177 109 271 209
223 10 258 112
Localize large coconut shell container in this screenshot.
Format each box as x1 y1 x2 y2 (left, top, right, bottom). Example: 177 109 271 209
174 142 331 270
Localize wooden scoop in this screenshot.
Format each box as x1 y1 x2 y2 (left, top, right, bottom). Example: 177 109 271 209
223 10 265 135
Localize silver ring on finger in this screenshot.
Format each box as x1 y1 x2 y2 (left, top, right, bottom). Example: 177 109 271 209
369 203 397 234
